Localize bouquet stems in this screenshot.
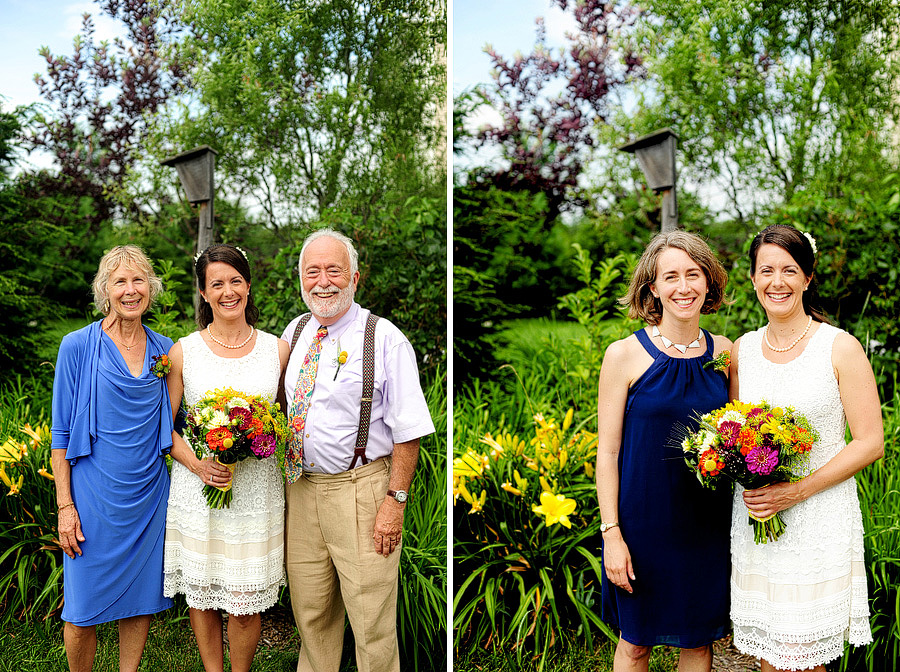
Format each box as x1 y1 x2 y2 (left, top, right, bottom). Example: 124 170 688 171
749 512 786 544
203 458 236 509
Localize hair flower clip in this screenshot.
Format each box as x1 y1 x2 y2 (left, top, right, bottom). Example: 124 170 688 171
802 231 817 255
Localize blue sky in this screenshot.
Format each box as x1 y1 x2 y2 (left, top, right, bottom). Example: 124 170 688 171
453 0 574 95
0 0 121 110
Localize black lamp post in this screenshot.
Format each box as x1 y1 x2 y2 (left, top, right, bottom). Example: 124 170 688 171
619 128 678 233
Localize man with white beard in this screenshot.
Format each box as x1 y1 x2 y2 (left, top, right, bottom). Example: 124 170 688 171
279 228 435 672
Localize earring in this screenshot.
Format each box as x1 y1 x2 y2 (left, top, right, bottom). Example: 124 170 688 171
104 299 110 313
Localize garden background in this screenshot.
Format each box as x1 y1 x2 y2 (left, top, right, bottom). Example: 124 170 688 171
453 1 900 670
0 1 447 670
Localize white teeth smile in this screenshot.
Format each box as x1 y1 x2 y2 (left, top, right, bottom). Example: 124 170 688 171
220 300 240 308
767 293 791 301
673 298 695 305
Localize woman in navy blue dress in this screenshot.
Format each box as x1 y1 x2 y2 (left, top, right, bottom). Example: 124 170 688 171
596 231 732 671
51 246 174 672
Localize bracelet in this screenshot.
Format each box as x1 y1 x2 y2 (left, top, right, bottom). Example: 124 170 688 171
58 502 75 512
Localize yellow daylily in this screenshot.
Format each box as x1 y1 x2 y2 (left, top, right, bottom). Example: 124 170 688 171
452 450 487 478
38 467 55 481
539 475 554 493
562 408 574 432
532 491 577 528
0 464 11 487
500 482 523 496
470 490 486 514
0 438 23 463
513 469 529 493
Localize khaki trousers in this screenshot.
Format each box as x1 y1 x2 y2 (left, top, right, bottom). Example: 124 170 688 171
285 457 401 672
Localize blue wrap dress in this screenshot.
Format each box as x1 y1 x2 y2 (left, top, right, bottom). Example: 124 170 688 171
599 328 731 647
51 321 174 625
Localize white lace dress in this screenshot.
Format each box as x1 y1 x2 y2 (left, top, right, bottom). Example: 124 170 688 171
163 330 285 615
731 324 871 670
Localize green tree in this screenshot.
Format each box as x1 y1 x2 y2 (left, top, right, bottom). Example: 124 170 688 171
625 0 900 224
161 0 446 229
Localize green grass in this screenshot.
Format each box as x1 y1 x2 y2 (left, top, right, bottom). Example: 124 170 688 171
0 615 301 672
454 640 682 672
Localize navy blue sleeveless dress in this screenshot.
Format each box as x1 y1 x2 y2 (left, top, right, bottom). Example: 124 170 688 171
600 328 731 647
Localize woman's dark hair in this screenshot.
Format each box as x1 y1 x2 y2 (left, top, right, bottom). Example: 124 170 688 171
194 244 260 328
749 224 829 324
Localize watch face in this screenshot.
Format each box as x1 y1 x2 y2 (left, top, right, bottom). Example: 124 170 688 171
394 490 408 503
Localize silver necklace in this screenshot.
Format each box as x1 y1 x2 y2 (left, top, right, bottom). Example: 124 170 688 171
651 325 702 354
764 315 812 353
207 325 255 350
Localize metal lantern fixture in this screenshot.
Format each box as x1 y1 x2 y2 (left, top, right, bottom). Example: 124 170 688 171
161 145 218 253
619 128 679 233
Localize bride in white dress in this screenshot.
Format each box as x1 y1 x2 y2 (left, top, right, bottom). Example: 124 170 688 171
163 244 290 672
728 225 883 672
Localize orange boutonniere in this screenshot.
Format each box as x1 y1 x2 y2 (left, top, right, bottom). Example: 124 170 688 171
704 350 731 374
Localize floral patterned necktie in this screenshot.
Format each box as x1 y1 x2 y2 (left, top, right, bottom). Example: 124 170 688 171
286 325 327 484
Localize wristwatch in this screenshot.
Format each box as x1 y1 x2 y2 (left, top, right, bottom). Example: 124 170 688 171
387 489 409 504
599 522 619 533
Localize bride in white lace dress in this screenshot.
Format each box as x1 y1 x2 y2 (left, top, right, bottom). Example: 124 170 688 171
164 245 290 672
729 225 883 672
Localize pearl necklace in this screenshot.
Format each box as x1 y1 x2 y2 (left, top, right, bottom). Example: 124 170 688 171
764 315 812 353
651 325 702 354
207 325 255 350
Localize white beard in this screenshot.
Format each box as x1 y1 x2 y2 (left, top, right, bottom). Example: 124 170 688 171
301 282 355 319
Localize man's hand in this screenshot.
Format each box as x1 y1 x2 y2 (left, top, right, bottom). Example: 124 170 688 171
373 496 405 557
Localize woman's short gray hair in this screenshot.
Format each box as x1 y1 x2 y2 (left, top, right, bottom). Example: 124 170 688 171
92 245 163 315
298 228 359 276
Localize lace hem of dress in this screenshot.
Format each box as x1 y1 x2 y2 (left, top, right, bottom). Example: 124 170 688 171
733 621 872 671
163 570 283 615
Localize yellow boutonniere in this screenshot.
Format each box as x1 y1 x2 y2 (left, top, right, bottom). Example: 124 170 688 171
333 348 348 380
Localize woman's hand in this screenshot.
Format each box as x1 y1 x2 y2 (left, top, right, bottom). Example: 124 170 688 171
602 529 636 593
58 506 85 559
192 457 233 488
743 481 802 519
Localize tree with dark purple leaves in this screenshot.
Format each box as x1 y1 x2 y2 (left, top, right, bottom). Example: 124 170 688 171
28 0 186 225
470 0 644 223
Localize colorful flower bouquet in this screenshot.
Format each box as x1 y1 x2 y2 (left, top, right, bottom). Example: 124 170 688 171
681 400 819 543
184 388 290 508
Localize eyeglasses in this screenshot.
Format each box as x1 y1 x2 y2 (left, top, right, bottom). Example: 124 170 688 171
303 267 346 279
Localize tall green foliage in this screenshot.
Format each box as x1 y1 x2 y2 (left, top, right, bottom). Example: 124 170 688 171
164 0 445 228
627 0 900 223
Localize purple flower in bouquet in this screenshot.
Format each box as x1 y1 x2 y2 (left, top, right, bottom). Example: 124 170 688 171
719 421 742 448
229 406 253 431
746 445 779 475
251 434 276 458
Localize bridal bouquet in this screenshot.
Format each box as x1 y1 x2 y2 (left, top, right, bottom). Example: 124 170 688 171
681 400 818 544
184 387 290 508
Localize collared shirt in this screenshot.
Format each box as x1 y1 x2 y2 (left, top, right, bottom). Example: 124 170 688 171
281 302 435 474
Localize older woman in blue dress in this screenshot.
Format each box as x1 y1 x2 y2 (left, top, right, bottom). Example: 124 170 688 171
51 245 174 672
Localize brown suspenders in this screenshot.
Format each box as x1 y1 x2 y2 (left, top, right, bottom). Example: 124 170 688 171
289 312 380 470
